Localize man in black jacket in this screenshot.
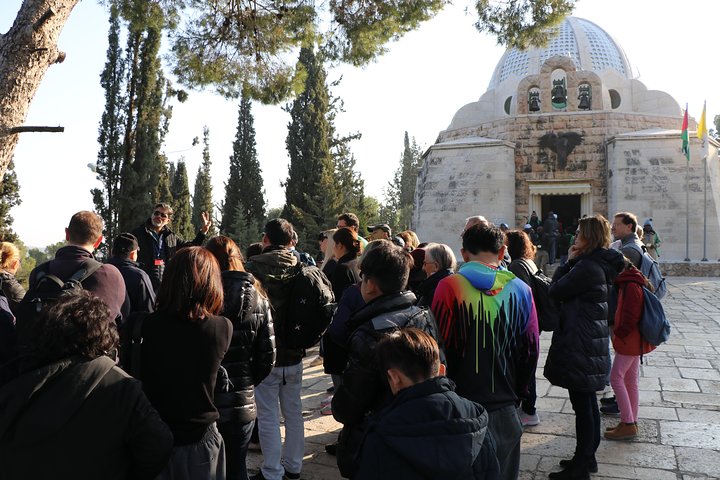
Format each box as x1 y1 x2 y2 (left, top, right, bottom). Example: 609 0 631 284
107 233 155 315
331 241 441 478
131 203 212 291
356 328 500 480
246 219 305 480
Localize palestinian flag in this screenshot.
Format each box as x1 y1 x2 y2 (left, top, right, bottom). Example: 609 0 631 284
681 103 690 161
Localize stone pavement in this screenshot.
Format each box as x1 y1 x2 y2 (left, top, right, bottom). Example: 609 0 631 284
248 277 720 479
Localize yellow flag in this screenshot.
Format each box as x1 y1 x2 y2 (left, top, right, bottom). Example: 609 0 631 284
697 101 708 158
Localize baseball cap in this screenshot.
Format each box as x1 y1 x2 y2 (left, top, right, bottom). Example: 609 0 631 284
367 224 391 234
112 233 139 255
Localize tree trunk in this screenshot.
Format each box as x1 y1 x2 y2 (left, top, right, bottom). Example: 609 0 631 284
0 0 80 182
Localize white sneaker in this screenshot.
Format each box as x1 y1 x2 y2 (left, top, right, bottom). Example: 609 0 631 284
520 411 540 427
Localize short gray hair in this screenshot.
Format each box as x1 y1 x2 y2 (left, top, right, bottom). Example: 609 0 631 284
424 243 457 272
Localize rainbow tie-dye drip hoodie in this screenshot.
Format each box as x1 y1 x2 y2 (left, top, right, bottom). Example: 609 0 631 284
431 261 539 411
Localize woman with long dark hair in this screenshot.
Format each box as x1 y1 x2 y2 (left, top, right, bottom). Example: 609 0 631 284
139 246 233 480
206 236 275 480
545 215 624 479
505 230 541 427
330 228 362 302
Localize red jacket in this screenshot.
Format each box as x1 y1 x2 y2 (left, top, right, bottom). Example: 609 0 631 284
612 269 656 355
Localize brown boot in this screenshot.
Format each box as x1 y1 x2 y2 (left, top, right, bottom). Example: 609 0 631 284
604 422 638 440
606 422 622 431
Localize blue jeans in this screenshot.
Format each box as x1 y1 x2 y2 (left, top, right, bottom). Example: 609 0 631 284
487 404 523 480
254 363 304 480
218 420 254 480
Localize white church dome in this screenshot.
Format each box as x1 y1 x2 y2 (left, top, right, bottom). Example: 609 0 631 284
487 17 633 90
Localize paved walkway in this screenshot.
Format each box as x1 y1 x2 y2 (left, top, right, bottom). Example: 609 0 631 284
248 277 720 479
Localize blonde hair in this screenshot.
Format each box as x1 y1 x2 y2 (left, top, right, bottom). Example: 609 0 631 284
0 242 20 270
398 230 420 250
576 214 611 255
320 228 337 271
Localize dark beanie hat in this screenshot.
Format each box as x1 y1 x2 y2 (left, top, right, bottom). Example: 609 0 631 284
112 233 139 256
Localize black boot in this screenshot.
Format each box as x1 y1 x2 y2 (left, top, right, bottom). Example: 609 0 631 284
548 465 590 480
558 457 598 473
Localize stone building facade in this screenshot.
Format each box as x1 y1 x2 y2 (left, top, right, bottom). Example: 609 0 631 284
414 17 719 261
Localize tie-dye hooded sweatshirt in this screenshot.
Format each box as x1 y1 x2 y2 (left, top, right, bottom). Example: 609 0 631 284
431 261 539 411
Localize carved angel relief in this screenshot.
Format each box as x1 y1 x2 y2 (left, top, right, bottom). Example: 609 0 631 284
538 132 584 170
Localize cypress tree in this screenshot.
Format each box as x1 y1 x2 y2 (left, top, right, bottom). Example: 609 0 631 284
222 94 265 238
155 156 173 205
385 131 423 231
193 126 216 237
0 159 21 242
230 204 261 252
171 159 194 239
92 6 126 252
117 6 168 231
283 47 337 253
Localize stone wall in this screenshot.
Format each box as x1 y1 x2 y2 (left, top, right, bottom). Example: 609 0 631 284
437 111 681 227
661 262 720 277
414 139 515 256
607 135 720 261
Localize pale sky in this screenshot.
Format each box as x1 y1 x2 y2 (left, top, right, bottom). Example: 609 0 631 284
2 0 718 247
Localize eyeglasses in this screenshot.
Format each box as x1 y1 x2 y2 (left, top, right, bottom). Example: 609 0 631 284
153 211 170 219
423 260 436 265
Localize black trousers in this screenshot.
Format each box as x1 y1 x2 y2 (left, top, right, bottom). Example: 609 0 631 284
568 390 600 468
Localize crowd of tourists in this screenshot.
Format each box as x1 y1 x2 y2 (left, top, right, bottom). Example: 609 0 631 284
0 205 664 480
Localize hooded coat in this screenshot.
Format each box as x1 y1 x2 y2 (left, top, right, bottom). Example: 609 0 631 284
245 246 302 367
355 376 500 480
544 247 624 392
431 262 539 412
0 356 173 480
612 268 656 356
332 290 441 478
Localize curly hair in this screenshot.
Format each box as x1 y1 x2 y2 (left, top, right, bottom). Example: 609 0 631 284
30 291 118 365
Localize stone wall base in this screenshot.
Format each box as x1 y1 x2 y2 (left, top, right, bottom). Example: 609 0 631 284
661 262 720 277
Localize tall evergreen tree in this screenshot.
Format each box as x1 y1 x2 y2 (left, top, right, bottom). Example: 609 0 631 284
0 159 21 242
230 204 261 252
117 6 171 231
222 94 265 240
92 6 126 252
384 131 423 231
155 156 173 205
193 126 217 237
283 47 338 253
171 159 194 239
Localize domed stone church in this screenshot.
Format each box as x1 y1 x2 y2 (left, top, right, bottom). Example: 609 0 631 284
414 17 719 261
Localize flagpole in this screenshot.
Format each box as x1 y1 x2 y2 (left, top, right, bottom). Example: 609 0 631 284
684 103 690 262
702 153 708 261
686 158 690 261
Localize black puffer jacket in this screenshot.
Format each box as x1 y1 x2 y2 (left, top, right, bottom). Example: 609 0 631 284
0 271 25 314
216 271 275 425
332 291 441 478
544 248 624 392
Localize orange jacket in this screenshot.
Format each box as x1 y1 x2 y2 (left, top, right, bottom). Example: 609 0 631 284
612 269 656 356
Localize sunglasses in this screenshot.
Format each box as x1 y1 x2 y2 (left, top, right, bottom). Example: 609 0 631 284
153 211 170 219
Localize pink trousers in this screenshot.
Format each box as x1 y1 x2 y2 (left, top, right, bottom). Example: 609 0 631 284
610 353 640 423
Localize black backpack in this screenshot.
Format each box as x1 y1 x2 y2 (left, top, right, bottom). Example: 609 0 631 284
283 264 336 349
17 259 104 344
516 259 560 332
